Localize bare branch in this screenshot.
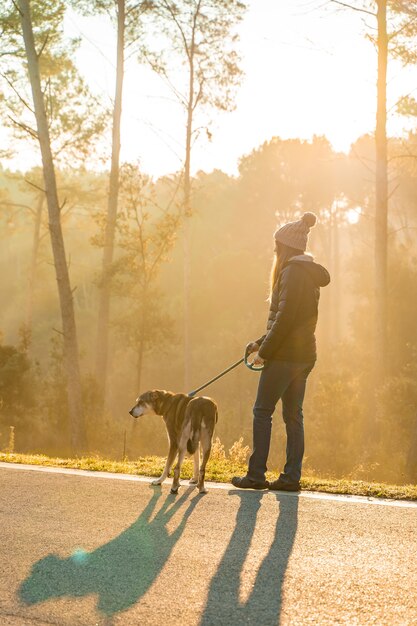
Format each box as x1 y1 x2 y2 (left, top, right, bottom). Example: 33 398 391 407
160 0 190 58
389 15 417 41
388 225 417 236
0 201 36 215
388 183 400 200
11 0 23 16
0 50 22 57
142 52 188 108
7 114 38 139
37 33 49 59
328 0 376 17
351 144 375 175
126 0 153 18
24 178 46 193
192 77 204 112
388 86 417 114
53 123 83 157
388 154 417 162
1 71 35 113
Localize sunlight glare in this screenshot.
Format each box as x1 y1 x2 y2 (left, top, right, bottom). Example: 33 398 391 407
346 207 361 225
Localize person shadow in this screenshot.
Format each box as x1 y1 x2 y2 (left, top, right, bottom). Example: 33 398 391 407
200 490 299 626
18 486 200 620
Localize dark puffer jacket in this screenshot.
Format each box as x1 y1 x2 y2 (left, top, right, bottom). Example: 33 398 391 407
256 255 330 362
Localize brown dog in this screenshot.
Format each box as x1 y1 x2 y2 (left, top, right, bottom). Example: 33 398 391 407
129 390 218 494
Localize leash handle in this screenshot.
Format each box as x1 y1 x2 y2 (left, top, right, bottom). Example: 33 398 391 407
244 345 265 371
188 358 244 397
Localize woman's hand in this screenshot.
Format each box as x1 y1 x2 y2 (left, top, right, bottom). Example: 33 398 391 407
246 342 260 355
252 352 265 367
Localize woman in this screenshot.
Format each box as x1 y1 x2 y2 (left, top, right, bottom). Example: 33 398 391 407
232 212 330 491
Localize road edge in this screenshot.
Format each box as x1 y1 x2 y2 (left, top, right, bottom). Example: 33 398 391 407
1 461 417 509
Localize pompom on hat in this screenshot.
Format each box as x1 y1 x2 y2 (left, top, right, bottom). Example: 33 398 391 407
274 212 317 252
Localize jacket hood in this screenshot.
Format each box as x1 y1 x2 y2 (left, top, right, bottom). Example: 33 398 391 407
287 254 330 287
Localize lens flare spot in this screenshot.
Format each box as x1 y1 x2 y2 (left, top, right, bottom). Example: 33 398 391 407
71 548 89 564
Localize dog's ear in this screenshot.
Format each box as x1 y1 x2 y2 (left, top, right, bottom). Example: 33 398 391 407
150 390 159 403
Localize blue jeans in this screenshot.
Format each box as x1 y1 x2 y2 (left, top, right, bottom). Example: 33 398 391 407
247 360 314 483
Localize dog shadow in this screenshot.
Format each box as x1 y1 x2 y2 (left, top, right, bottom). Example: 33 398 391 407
200 490 299 626
18 487 200 618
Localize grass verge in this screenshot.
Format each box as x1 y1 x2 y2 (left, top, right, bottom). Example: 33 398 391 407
0 452 416 501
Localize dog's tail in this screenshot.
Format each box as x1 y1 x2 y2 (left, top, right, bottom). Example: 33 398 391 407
187 411 201 454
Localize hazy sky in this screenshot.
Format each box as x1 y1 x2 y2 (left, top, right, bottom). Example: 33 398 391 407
5 0 417 177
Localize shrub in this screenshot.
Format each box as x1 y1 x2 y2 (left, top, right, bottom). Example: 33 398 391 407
306 370 367 476
210 436 226 461
228 437 250 464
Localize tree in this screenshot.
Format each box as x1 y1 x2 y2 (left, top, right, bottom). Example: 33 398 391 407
70 0 154 401
0 167 105 348
18 0 87 452
146 0 247 387
0 337 34 435
328 0 417 379
110 163 182 391
0 0 106 452
0 5 106 166
95 0 126 402
375 0 389 382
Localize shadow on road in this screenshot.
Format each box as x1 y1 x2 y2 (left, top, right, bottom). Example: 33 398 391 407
18 486 200 619
200 490 299 626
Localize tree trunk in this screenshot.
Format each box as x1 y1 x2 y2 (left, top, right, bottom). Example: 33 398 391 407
18 0 87 452
25 193 44 336
375 0 388 382
95 0 125 399
183 216 191 390
182 29 195 391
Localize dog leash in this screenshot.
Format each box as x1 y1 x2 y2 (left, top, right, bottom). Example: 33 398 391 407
188 347 264 397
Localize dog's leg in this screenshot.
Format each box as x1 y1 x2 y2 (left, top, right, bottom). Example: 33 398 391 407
170 447 186 494
198 448 211 495
198 428 212 494
152 443 178 486
189 445 200 485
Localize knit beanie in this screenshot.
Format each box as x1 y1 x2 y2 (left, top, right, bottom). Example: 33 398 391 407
274 212 317 251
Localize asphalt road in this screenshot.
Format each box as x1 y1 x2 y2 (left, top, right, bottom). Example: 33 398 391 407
1 463 416 626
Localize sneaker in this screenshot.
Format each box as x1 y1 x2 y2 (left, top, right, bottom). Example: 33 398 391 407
231 476 269 490
268 479 300 492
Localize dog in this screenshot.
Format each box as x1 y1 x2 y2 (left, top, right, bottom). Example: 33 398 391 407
129 390 218 494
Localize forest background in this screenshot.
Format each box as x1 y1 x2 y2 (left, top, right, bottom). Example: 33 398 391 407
1 0 417 485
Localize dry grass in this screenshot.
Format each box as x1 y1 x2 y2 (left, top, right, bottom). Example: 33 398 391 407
1 452 416 501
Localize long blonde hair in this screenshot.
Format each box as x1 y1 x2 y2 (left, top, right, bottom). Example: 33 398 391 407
268 241 303 300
